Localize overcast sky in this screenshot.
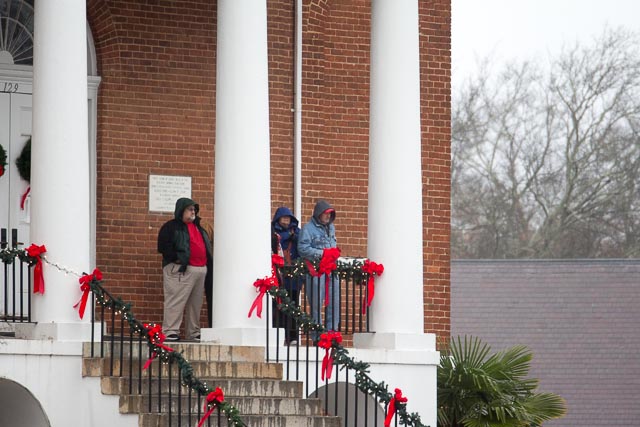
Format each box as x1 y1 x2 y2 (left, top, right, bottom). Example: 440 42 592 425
452 0 640 86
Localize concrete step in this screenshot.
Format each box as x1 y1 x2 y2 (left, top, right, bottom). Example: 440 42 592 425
120 395 326 416
101 376 304 398
83 358 283 379
83 342 264 362
138 412 342 427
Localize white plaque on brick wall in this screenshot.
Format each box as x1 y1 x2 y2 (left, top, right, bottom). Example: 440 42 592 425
149 175 192 212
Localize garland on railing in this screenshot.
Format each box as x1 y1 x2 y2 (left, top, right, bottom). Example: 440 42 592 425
0 247 247 427
1 246 418 425
87 275 248 427
249 251 426 427
0 247 37 265
267 286 426 427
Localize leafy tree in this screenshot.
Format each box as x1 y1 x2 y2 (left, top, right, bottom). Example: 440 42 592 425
438 336 566 427
452 28 640 258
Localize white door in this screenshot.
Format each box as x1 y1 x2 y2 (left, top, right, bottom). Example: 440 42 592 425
0 91 32 320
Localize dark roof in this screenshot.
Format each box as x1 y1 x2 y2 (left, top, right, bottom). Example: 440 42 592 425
451 259 640 427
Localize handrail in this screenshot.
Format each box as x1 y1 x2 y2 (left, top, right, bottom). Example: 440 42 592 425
87 275 246 426
262 256 428 427
0 236 35 323
2 245 428 426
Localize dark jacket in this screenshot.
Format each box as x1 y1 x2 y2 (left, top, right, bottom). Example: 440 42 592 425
157 197 213 273
271 207 300 262
298 200 337 261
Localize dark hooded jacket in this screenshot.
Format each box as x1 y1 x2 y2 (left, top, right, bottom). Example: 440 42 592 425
298 200 337 260
157 197 213 273
271 207 300 261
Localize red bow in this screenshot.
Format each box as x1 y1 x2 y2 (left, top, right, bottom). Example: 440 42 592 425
305 247 341 307
197 387 225 427
271 253 284 269
361 260 384 314
74 268 102 319
318 330 342 381
20 186 30 210
247 275 278 318
142 323 174 370
384 388 408 427
26 244 47 294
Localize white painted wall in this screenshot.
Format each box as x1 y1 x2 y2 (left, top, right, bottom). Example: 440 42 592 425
0 340 137 427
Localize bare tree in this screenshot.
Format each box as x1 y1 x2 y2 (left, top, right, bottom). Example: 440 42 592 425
452 28 640 258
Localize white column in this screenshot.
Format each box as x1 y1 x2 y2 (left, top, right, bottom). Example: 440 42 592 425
22 0 91 341
356 0 430 350
202 0 271 345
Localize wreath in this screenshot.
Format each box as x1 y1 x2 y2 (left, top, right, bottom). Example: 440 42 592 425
15 138 30 182
0 143 6 177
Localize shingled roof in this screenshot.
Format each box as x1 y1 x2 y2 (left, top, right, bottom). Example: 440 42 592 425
451 259 640 427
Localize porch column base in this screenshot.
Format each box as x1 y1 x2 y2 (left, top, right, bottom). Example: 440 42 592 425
201 327 266 346
353 332 436 351
14 322 99 342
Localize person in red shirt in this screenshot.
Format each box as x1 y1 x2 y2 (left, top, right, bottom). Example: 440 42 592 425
157 198 213 341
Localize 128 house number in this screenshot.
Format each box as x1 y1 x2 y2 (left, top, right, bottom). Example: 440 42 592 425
2 82 19 93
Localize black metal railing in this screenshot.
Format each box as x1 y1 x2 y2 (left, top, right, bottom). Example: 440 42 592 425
88 281 228 426
264 262 415 427
0 241 424 426
0 228 33 324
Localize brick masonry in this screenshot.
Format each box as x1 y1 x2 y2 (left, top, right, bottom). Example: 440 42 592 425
86 0 451 343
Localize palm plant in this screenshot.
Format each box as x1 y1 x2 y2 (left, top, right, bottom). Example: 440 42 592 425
438 336 566 427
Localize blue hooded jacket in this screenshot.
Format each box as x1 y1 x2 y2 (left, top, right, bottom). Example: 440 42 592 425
298 200 337 261
271 207 300 261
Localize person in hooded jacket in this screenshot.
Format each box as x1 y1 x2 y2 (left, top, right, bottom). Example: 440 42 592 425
271 206 302 345
157 197 213 341
298 200 338 343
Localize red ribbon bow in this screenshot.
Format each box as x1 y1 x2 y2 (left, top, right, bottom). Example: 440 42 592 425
74 268 102 319
247 275 278 318
197 387 225 427
318 330 342 381
26 244 47 294
384 388 408 427
361 260 384 314
305 247 341 307
142 323 174 370
20 186 30 210
271 253 285 270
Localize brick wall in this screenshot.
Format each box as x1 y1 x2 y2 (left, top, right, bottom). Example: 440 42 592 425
86 0 451 341
420 0 452 342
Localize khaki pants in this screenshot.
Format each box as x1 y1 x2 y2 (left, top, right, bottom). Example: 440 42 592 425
162 263 206 338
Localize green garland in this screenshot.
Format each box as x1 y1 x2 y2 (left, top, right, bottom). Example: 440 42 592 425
269 286 428 427
0 249 426 427
88 277 247 427
15 138 30 182
0 143 7 177
279 257 370 281
0 247 37 265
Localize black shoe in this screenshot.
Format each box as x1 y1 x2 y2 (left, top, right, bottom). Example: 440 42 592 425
165 334 180 342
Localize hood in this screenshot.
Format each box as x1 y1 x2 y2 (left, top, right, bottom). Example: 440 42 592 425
174 197 198 221
272 206 299 228
312 200 336 223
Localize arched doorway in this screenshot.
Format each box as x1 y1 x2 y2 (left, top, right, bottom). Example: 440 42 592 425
0 0 100 318
0 378 50 427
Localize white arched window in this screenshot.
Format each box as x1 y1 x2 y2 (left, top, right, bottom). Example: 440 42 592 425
0 0 34 66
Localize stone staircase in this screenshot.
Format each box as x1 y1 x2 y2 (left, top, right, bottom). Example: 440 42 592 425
82 341 341 427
